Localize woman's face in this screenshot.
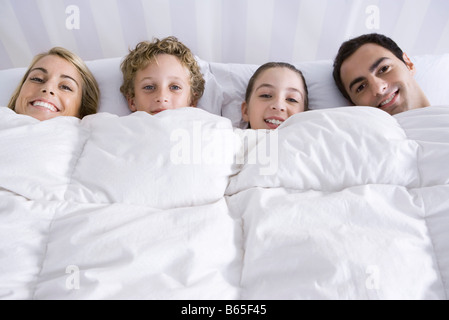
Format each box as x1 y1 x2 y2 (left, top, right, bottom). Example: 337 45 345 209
242 67 307 129
15 55 83 121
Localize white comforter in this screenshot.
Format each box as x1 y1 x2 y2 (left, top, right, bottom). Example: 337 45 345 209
0 105 448 300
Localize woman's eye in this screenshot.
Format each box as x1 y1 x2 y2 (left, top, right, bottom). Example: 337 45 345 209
30 77 44 83
61 85 73 92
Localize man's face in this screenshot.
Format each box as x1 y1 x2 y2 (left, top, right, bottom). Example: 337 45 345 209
340 43 429 115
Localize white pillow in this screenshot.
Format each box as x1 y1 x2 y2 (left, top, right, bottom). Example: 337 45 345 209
205 61 259 129
413 54 449 107
197 54 449 128
86 57 130 116
0 67 26 108
195 58 353 128
1 54 449 126
296 59 352 109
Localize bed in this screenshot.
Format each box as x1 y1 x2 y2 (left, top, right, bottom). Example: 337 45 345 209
0 53 449 300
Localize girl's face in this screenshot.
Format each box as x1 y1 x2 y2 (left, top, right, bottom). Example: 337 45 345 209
15 55 83 121
242 67 307 129
128 54 194 115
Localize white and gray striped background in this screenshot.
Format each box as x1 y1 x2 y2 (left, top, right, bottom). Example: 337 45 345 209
1 0 449 70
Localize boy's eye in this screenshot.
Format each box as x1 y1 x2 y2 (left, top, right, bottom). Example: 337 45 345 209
170 85 181 91
287 98 298 103
259 94 272 99
143 85 155 90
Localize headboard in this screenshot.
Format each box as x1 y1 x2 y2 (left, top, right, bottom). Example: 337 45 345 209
1 0 448 70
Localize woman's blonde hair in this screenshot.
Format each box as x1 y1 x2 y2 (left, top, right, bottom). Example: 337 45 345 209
8 47 100 118
120 37 205 106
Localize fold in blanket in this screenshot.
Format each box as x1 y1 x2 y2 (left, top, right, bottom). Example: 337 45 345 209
0 106 448 299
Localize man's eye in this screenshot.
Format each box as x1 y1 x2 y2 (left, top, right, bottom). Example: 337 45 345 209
356 84 366 93
379 65 390 73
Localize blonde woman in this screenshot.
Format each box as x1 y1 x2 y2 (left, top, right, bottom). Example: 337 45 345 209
120 36 205 115
8 47 100 121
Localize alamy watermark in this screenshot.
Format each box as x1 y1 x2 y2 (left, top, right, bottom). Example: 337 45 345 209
365 5 380 30
365 265 380 290
66 265 80 290
66 5 80 30
64 4 380 31
170 122 279 176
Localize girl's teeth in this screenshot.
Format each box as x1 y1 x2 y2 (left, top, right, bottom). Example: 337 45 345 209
265 119 283 125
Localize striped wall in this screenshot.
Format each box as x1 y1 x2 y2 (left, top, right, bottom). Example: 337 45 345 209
1 0 449 70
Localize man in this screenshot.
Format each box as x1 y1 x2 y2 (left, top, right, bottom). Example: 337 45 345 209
333 33 430 115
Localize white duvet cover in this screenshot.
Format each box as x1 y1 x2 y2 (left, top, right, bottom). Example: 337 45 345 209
0 105 448 300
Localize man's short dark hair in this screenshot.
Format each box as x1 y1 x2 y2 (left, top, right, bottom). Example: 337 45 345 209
332 33 406 103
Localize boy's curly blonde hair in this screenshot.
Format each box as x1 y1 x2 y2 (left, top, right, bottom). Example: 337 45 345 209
120 37 205 106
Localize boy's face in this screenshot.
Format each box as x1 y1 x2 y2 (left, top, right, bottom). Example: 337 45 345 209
340 43 429 115
128 54 193 114
241 67 306 130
